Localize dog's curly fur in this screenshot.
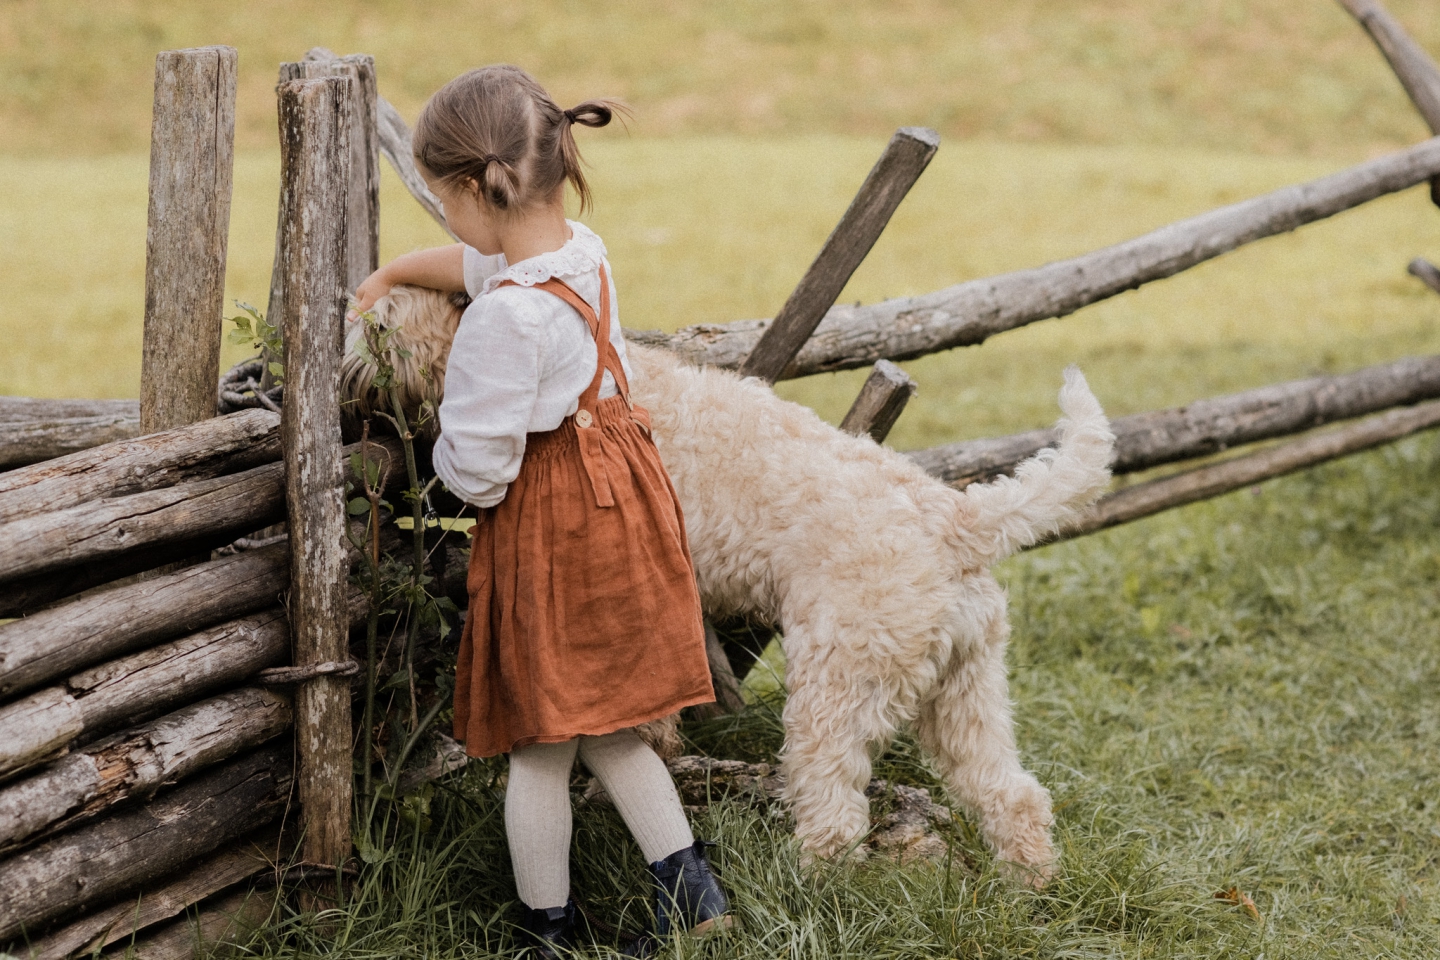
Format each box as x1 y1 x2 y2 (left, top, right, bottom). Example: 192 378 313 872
344 286 1115 881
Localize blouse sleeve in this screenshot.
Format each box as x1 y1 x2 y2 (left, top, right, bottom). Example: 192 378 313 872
432 290 542 508
462 245 507 299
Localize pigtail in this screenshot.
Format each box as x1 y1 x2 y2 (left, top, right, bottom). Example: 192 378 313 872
413 66 627 217
558 99 629 215
480 155 522 210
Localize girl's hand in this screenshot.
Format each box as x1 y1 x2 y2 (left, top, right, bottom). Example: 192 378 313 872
347 246 468 321
349 269 393 322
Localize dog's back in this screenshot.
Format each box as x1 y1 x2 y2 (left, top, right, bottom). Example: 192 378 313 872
627 345 1114 611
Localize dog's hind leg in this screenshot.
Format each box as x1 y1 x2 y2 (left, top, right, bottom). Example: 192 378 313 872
915 615 1056 887
779 635 893 861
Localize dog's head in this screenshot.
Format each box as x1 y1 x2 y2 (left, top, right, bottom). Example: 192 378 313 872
341 285 468 440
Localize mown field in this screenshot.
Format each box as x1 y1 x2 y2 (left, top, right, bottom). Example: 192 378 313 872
4 1 1440 956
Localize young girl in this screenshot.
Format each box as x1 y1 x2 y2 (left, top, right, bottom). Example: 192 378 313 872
350 66 729 956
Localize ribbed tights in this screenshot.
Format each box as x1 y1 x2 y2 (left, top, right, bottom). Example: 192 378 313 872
505 728 695 909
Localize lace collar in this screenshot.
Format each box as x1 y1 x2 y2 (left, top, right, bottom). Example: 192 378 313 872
480 220 607 296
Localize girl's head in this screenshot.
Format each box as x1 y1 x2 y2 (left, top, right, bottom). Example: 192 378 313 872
413 65 622 218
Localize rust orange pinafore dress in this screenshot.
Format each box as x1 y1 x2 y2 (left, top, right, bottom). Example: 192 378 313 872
453 264 714 758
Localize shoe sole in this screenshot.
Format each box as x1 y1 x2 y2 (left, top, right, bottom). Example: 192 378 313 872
689 914 734 937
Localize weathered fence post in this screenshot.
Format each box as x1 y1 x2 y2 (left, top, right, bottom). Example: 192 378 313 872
839 359 918 443
140 46 237 434
739 127 939 383
267 53 380 330
276 75 354 874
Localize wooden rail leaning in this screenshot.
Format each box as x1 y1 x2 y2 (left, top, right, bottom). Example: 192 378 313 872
627 136 1440 377
739 128 939 383
911 352 1440 487
377 97 455 237
1338 0 1440 204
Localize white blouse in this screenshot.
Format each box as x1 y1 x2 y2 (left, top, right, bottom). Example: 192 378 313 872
432 221 634 508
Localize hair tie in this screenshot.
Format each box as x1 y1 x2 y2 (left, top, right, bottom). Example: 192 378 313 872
562 108 577 124
480 153 499 167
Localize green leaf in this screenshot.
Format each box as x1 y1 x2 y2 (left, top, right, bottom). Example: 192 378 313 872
348 497 372 516
267 361 285 378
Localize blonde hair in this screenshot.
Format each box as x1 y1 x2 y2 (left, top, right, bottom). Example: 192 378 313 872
412 65 625 215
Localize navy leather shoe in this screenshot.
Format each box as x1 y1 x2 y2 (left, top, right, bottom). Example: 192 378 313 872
623 840 732 955
517 898 578 958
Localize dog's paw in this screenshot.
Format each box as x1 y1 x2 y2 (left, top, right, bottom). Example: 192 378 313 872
798 838 870 870
985 783 1057 888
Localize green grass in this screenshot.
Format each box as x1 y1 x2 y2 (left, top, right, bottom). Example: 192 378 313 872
218 438 1440 958
6 138 1440 451
3 0 1440 160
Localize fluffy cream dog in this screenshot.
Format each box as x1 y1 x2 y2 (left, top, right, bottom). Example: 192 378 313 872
343 287 1115 881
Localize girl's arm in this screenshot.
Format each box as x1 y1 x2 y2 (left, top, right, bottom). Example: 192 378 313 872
349 244 466 317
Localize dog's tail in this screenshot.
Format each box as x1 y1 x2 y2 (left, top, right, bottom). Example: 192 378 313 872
947 366 1114 565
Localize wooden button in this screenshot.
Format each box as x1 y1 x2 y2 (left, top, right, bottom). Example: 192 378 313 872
575 409 593 428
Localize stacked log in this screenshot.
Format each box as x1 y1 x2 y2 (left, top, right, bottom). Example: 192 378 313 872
0 413 396 955
0 398 140 471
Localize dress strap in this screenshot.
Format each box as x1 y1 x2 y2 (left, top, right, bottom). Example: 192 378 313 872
497 263 627 508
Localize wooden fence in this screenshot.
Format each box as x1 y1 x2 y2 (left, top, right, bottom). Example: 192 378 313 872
3 1 1440 955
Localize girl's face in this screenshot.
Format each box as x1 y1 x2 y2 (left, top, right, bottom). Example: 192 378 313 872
425 174 504 255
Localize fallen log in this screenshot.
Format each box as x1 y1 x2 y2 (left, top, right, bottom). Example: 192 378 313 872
0 543 288 700
98 884 277 960
0 438 398 587
24 829 281 960
910 353 1440 487
739 128 939 383
1052 399 1440 542
0 688 290 856
0 611 289 781
627 136 1440 377
839 359 917 443
0 745 291 943
0 399 141 471
0 408 279 525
